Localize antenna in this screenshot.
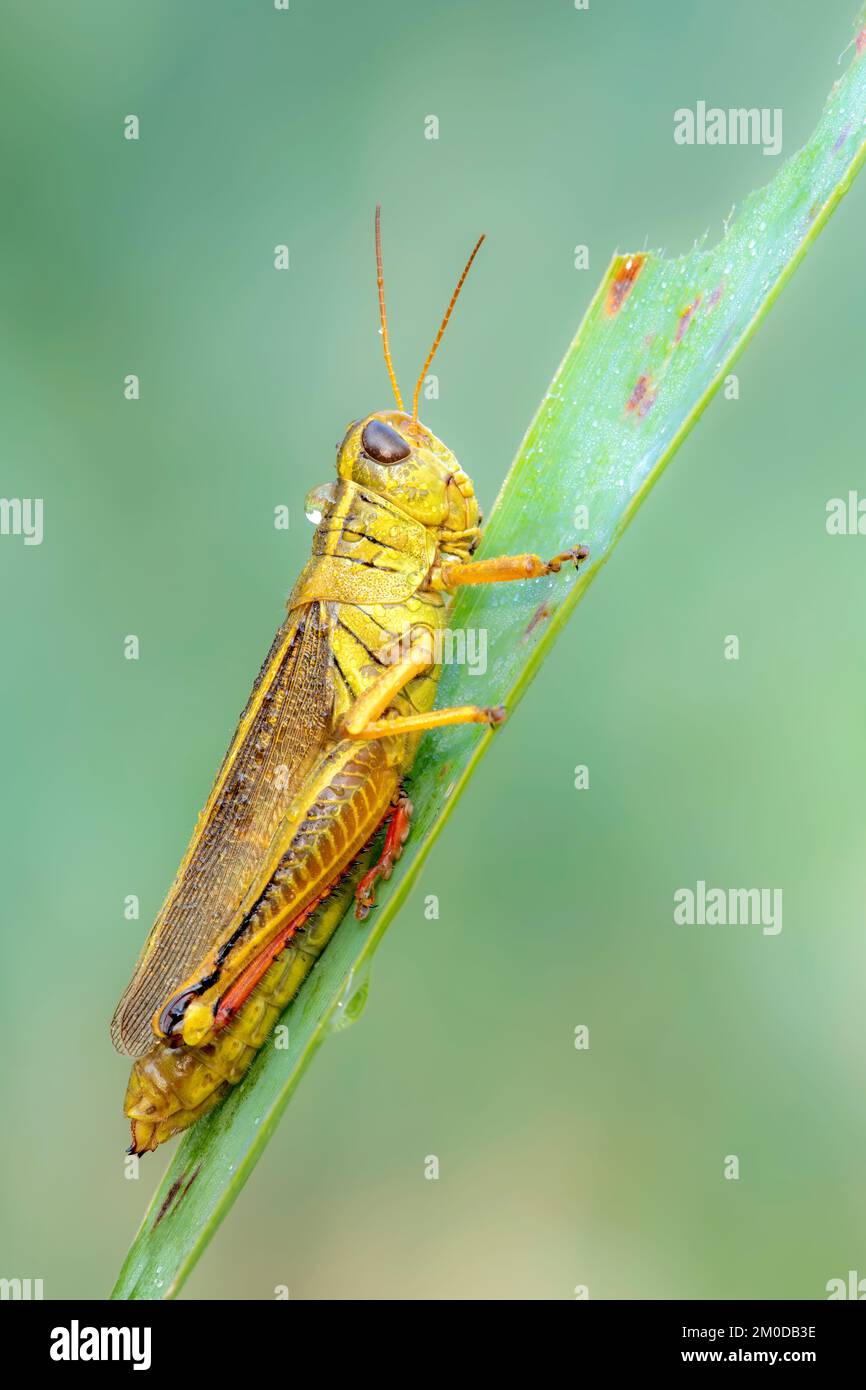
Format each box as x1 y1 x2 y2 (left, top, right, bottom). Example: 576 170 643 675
375 205 404 411
412 233 485 422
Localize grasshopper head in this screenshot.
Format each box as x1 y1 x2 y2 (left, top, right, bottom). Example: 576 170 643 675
328 209 486 559
336 410 481 558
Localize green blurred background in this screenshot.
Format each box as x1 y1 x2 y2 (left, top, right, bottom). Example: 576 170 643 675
2 0 865 1300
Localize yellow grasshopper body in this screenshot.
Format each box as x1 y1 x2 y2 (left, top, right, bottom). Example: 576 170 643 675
111 212 587 1153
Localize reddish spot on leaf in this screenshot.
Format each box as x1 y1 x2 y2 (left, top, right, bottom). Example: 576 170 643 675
606 254 647 316
152 1176 184 1230
150 1162 202 1230
675 295 702 343
856 26 866 55
707 283 725 309
626 374 656 418
525 601 552 635
178 1164 202 1203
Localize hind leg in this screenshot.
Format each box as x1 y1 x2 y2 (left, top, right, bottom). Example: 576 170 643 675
354 793 413 920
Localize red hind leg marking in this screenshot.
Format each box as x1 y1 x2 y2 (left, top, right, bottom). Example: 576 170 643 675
212 889 330 1034
354 794 413 921
212 797 414 1031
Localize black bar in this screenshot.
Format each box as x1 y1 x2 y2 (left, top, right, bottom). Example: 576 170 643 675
2 1298 862 1375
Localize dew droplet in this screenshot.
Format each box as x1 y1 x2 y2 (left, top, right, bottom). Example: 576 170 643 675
304 483 336 525
329 961 373 1034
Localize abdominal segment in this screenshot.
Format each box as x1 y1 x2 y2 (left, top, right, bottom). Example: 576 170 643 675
157 735 401 1048
125 855 372 1153
124 736 400 1154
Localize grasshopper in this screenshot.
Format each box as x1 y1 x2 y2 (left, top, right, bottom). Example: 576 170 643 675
111 209 588 1153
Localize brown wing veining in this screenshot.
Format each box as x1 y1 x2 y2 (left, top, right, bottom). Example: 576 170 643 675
111 603 334 1056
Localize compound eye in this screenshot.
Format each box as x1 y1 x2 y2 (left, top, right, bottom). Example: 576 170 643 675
361 419 411 466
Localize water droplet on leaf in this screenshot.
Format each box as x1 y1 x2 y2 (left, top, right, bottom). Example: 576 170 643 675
329 961 373 1033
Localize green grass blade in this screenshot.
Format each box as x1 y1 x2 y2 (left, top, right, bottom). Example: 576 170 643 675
112 18 866 1299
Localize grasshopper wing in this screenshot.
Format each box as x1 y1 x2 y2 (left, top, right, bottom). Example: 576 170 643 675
111 604 334 1057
